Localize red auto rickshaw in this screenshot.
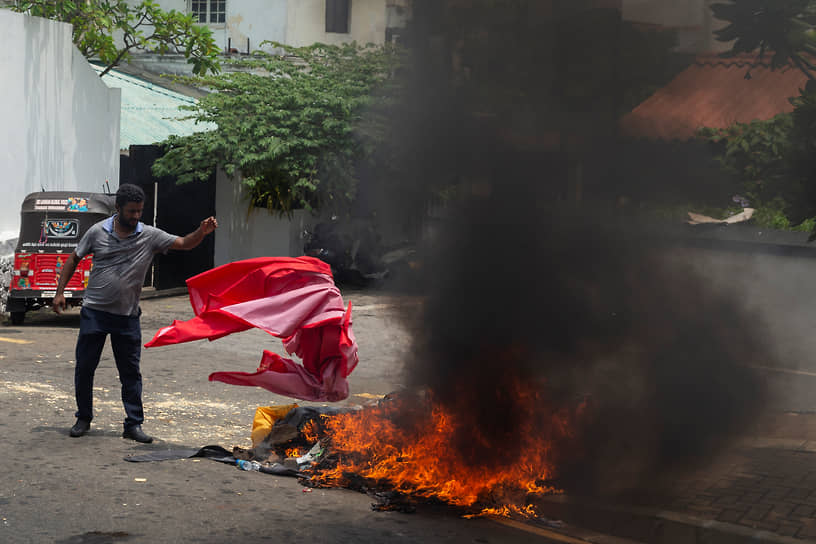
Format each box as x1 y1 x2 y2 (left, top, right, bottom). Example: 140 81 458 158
6 191 115 324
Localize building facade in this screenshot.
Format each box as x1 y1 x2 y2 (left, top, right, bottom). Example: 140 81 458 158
130 0 407 56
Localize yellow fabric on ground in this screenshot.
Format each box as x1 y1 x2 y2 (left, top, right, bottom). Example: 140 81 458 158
251 404 299 447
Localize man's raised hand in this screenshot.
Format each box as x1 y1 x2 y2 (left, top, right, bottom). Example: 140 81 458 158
200 217 218 235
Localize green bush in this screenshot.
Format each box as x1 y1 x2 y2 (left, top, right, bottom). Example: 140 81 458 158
152 42 403 214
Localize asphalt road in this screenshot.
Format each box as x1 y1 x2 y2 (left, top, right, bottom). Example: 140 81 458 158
4 246 816 543
0 291 567 544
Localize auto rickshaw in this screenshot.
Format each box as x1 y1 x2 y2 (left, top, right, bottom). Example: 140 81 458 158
6 191 115 324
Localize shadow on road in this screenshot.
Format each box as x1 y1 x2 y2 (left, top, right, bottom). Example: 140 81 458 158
29 425 209 452
2 309 81 329
55 530 133 544
29 425 123 439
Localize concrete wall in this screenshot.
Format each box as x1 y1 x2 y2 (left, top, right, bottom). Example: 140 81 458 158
286 0 388 47
213 168 309 266
386 0 411 33
622 0 729 53
0 11 121 236
225 0 288 53
623 0 705 26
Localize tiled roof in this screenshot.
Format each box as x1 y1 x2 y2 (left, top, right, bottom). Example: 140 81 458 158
620 54 810 141
92 64 215 150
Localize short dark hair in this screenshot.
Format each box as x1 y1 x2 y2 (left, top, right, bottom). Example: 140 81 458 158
116 184 146 208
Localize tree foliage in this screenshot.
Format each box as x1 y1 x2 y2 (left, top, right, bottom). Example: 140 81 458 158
698 115 794 204
701 1 816 231
711 0 816 78
151 42 403 214
698 97 816 226
7 0 220 76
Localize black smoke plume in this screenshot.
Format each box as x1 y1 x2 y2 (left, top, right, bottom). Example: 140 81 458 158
407 190 767 498
374 1 769 499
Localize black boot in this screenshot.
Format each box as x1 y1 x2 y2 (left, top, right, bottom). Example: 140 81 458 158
69 419 91 437
122 425 153 443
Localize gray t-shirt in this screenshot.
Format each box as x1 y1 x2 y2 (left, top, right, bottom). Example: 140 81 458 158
76 216 178 316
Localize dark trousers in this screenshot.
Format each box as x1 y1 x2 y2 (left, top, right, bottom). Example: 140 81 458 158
75 306 143 429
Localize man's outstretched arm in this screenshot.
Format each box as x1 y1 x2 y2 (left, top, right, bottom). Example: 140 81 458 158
171 217 218 251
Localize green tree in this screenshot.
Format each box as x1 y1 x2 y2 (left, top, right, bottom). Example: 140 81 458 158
700 1 816 231
698 116 794 204
711 0 816 78
7 0 219 76
152 42 403 214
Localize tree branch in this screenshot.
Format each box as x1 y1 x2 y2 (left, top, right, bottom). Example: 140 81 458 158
791 54 816 80
99 46 133 77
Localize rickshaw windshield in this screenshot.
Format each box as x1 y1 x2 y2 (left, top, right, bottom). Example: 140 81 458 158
16 192 115 253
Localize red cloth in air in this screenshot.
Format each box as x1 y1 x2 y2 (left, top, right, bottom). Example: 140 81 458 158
144 256 358 402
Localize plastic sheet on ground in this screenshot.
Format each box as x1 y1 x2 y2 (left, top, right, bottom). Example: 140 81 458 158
686 208 755 225
123 445 303 477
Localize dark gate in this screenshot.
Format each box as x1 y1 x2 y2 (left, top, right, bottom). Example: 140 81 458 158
120 145 216 290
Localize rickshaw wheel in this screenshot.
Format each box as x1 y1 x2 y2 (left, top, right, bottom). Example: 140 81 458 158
10 312 25 325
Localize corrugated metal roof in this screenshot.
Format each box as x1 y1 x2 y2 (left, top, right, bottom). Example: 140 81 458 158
620 53 810 141
92 64 215 149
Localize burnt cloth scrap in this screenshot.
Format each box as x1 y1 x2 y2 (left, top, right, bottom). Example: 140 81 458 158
145 256 357 402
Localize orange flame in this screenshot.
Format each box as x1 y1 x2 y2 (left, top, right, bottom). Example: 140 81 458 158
305 384 577 517
464 504 539 519
302 420 319 443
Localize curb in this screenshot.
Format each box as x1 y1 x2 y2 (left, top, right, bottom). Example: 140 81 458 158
536 495 804 544
493 516 643 544
140 286 188 300
739 437 816 454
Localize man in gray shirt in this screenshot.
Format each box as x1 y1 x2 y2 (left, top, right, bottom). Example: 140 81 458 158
53 184 218 443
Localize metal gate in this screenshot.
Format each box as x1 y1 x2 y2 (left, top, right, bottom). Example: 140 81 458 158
120 145 216 290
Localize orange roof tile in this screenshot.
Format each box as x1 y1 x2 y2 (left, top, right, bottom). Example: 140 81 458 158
620 53 810 141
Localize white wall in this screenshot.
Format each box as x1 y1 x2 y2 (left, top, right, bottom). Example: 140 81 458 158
225 0 288 53
125 0 392 73
0 11 121 235
286 0 388 47
622 0 729 53
134 0 288 54
214 168 309 266
386 1 411 34
623 0 704 26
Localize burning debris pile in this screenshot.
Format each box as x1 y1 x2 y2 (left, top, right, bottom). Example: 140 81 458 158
302 387 581 516
239 386 587 518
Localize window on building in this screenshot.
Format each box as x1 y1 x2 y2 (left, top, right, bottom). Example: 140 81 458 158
191 0 226 24
326 0 351 33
